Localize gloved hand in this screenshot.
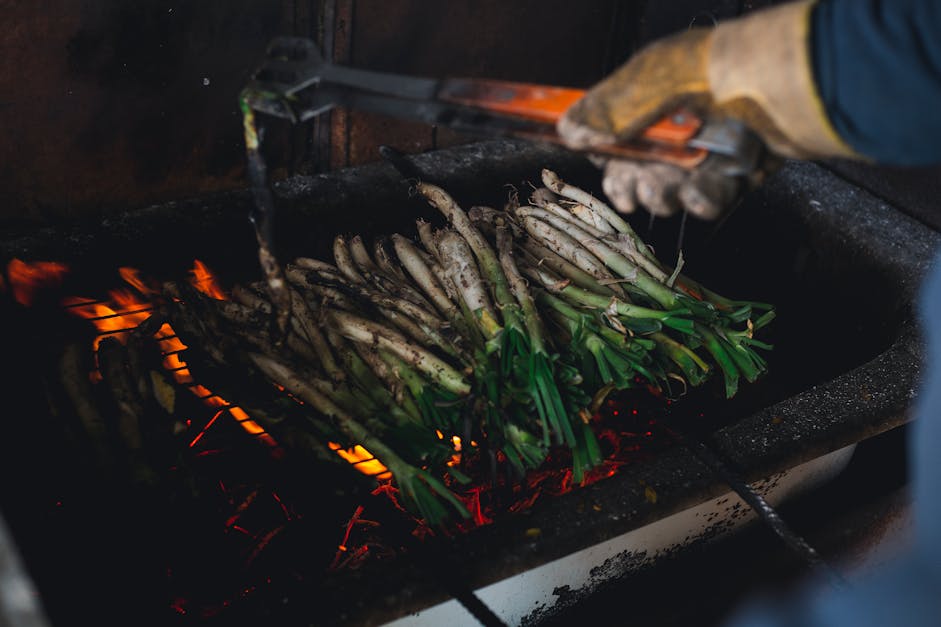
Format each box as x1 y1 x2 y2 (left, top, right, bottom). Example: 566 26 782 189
558 0 859 220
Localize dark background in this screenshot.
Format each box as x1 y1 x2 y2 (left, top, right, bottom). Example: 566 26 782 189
1 0 784 228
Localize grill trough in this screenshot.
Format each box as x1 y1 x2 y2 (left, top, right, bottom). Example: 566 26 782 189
0 140 931 627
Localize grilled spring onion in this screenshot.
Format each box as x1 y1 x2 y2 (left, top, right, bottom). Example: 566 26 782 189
221 123 775 525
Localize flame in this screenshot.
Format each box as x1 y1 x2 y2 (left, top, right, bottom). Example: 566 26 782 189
60 260 277 448
329 443 392 481
61 259 387 477
189 259 226 300
62 291 154 351
9 257 388 481
6 258 69 306
118 267 158 296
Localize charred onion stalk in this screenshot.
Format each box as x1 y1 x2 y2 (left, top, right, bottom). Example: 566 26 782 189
189 159 773 524
239 93 293 342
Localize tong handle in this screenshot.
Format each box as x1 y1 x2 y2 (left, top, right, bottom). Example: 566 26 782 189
247 37 724 169
437 78 703 147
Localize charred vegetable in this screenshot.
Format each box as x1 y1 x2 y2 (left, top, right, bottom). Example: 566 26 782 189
180 131 774 525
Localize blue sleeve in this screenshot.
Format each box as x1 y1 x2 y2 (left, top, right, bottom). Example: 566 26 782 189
811 0 941 166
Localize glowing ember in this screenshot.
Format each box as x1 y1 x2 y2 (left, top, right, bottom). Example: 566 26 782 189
2 255 687 617
6 257 668 573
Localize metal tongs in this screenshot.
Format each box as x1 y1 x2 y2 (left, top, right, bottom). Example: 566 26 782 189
242 36 764 176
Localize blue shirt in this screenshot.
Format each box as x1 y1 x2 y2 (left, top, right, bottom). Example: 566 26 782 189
812 0 941 165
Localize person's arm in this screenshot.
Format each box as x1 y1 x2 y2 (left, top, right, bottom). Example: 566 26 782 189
812 0 941 165
558 0 941 219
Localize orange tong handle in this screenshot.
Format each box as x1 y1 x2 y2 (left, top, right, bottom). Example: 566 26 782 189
438 78 702 147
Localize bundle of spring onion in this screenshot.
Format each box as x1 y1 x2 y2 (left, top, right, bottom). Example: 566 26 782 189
162 169 774 526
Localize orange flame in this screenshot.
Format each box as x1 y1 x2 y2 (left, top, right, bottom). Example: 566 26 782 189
59 259 386 477
329 443 392 481
9 258 389 480
6 258 69 306
189 259 226 300
62 292 154 351
118 267 158 297
60 260 277 448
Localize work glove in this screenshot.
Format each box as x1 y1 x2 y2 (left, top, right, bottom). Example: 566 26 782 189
558 0 859 220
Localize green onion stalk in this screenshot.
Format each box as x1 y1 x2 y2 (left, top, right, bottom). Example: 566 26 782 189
249 353 470 525
419 183 593 479
216 115 776 524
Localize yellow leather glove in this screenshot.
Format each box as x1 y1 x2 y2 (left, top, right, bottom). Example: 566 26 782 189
558 0 860 219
